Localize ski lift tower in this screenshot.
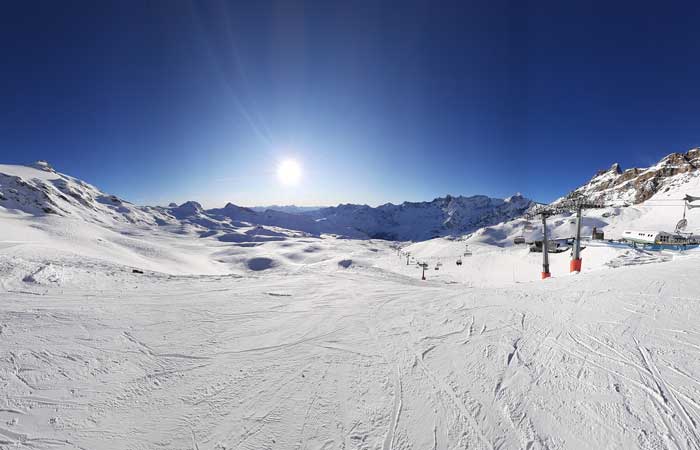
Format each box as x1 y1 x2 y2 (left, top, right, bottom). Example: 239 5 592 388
526 205 558 279
566 196 605 273
526 195 603 279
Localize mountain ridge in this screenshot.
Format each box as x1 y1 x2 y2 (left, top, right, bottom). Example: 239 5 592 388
556 147 700 205
0 162 533 242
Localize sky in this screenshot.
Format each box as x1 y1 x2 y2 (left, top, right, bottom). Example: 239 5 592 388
1 1 700 207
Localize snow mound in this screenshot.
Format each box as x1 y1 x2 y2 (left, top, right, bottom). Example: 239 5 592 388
246 257 278 271
22 264 64 285
337 259 353 268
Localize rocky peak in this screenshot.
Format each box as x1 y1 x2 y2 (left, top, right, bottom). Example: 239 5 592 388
659 152 691 166
686 147 700 164
595 163 622 177
562 147 700 205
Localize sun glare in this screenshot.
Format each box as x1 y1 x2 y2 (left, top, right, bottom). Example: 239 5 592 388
276 159 302 186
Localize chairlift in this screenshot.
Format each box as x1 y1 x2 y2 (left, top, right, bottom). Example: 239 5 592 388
676 201 689 233
676 218 688 233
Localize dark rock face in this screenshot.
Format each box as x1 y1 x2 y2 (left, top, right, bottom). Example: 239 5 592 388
562 148 700 204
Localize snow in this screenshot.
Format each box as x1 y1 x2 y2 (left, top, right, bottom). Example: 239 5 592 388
2 162 700 448
2 234 700 449
0 165 59 183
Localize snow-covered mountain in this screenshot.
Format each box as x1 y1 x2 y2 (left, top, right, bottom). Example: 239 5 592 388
0 162 534 242
558 147 700 205
308 194 535 241
0 161 176 227
250 205 323 214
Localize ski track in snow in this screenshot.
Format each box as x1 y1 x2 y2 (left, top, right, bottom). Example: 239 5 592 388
1 239 700 449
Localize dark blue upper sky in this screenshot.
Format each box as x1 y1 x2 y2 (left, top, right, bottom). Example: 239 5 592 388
2 1 699 206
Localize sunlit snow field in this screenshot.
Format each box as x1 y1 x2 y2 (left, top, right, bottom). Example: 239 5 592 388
2 219 700 450
2 165 700 449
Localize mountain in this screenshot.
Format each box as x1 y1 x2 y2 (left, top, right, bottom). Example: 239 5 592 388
206 202 326 236
559 148 700 205
309 194 535 241
167 195 534 241
0 161 534 242
250 205 323 214
0 161 176 227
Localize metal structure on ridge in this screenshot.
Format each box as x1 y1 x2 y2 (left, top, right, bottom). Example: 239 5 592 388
526 195 605 279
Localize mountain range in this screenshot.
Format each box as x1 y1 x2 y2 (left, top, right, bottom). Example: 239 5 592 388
0 161 533 242
2 149 699 242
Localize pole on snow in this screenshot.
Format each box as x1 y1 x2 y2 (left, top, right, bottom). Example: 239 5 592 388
570 206 583 272
541 213 551 279
421 264 426 280
406 252 411 265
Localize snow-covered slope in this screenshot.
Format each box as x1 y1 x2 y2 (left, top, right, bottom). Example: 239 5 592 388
4 159 700 448
0 161 176 227
3 222 700 448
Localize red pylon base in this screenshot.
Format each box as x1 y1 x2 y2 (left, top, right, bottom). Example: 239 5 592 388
541 272 551 279
570 258 582 273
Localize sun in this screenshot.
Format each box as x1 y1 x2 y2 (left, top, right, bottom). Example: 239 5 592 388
276 159 302 186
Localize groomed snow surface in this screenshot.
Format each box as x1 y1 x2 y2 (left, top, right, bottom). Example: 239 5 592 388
2 220 700 450
3 164 700 449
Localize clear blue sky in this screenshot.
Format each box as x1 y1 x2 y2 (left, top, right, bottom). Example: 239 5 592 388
2 1 699 207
